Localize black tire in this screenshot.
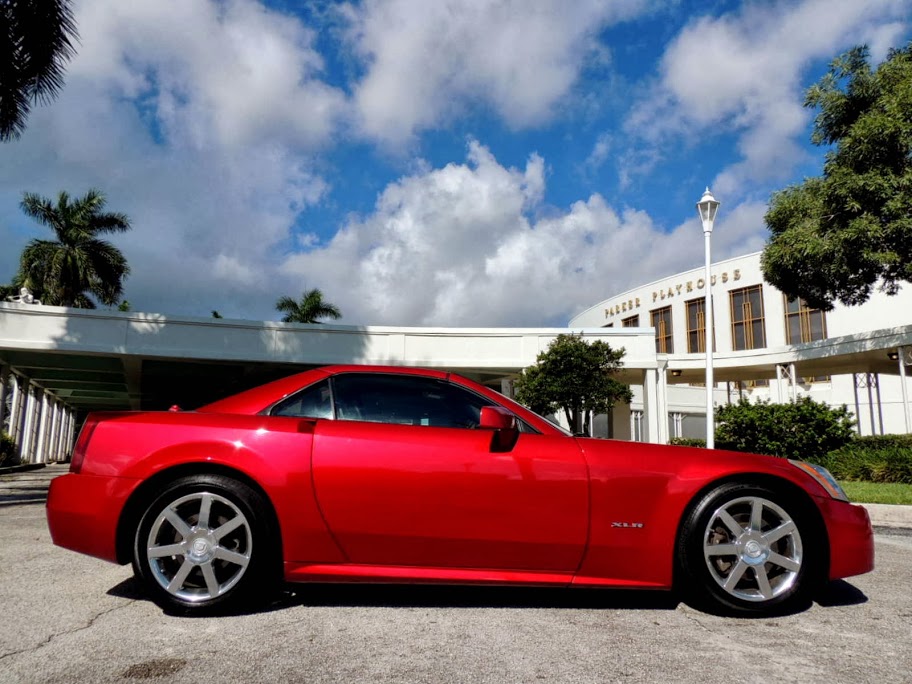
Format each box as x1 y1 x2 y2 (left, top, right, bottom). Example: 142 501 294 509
132 474 278 615
677 482 822 616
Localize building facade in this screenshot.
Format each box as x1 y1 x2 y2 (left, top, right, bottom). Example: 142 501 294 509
570 252 912 440
2 251 911 465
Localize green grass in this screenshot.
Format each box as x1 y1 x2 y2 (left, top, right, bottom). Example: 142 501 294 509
840 481 912 505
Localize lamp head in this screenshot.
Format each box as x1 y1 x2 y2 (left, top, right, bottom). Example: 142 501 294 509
697 187 720 233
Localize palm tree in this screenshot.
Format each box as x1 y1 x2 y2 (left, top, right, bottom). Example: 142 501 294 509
276 288 342 324
17 189 131 308
1 0 79 141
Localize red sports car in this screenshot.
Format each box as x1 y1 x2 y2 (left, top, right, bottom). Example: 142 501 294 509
47 365 873 615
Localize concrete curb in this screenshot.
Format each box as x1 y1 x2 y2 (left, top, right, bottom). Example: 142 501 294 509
861 503 912 529
0 463 47 475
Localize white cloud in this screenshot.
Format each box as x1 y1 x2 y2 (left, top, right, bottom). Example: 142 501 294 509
344 0 650 146
0 0 347 319
0 0 845 329
281 141 765 326
73 0 346 150
585 132 613 171
626 0 910 197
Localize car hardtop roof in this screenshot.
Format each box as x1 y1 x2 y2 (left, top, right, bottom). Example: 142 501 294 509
197 365 459 414
321 365 450 379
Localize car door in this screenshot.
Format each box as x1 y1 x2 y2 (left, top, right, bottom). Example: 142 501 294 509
310 373 589 573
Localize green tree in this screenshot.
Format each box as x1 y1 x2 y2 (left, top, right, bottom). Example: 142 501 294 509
276 288 341 324
761 44 912 310
16 189 131 307
1 0 79 141
0 283 18 300
514 333 632 434
715 397 855 461
1 432 19 468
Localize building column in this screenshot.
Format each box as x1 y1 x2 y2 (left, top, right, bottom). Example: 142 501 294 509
45 399 57 462
899 346 911 434
670 412 684 439
49 400 62 461
864 373 880 436
66 410 77 455
643 368 660 444
630 410 644 442
657 365 669 444
852 373 863 435
34 390 51 463
57 403 68 460
20 385 38 463
0 364 9 435
873 372 885 435
852 372 883 436
9 376 27 449
776 363 797 403
59 407 72 460
7 373 22 443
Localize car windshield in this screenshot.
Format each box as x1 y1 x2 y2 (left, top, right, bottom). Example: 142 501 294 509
539 413 574 436
489 391 574 437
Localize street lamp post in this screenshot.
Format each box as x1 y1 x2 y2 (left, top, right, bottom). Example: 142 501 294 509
697 188 720 449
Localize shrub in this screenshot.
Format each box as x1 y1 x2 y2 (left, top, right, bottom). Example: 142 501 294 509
670 437 706 448
817 434 912 484
0 432 19 468
714 397 855 460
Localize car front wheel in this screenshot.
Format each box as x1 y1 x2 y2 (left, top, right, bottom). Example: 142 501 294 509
132 474 276 614
678 482 822 615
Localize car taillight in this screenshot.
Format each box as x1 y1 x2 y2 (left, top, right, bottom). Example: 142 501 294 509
70 416 100 474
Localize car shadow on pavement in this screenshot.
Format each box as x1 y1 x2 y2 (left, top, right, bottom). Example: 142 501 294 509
277 583 683 612
108 576 681 613
107 576 867 617
814 579 868 608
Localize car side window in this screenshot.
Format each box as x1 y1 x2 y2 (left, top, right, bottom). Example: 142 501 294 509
331 374 494 428
270 379 333 419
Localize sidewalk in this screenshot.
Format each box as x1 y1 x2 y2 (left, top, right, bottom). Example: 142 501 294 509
0 463 64 506
1 463 911 528
862 503 912 529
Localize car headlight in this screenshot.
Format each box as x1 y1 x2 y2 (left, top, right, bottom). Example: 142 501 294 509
788 460 849 502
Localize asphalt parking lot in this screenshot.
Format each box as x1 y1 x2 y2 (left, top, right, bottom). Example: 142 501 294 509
2 465 911 684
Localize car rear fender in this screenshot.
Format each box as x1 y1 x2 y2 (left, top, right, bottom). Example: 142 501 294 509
115 461 279 565
113 434 346 568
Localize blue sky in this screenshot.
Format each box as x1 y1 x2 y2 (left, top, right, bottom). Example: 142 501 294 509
1 0 909 326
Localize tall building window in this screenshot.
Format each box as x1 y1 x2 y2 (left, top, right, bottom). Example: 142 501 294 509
784 296 829 382
730 285 766 350
784 296 827 344
651 306 673 353
622 315 639 327
685 298 717 353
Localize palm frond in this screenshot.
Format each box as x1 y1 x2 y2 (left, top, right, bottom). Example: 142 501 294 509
17 189 130 307
0 0 79 141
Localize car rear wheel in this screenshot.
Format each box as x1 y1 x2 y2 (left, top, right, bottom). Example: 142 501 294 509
678 482 821 616
132 474 277 614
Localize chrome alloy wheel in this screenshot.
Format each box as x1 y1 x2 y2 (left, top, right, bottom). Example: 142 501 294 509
702 496 803 603
145 492 252 603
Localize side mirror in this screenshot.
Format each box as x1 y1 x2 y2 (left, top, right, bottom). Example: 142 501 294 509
479 406 519 452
